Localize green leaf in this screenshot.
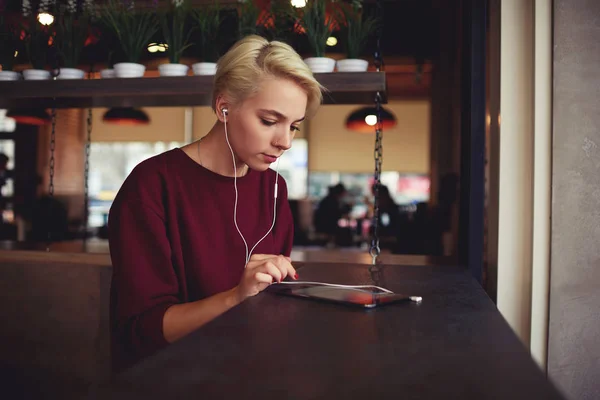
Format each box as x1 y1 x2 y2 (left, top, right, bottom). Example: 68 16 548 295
338 4 379 59
100 0 159 63
300 0 337 58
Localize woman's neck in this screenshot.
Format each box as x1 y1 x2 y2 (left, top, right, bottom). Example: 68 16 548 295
196 122 249 178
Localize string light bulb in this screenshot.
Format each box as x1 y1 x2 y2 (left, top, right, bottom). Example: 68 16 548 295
291 0 306 8
37 12 54 26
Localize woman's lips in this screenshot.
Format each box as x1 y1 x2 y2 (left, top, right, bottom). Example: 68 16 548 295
263 154 278 163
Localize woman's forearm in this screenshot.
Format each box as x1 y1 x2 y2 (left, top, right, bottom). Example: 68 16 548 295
162 286 242 343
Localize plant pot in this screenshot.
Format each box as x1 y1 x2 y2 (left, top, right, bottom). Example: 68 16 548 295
192 62 217 76
0 71 20 81
23 69 51 80
100 69 115 79
303 57 336 73
336 59 369 72
114 62 146 78
55 68 86 79
159 63 189 77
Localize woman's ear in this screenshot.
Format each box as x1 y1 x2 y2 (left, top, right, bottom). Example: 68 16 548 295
215 96 230 122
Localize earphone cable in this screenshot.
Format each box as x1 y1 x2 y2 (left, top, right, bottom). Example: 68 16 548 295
223 111 280 267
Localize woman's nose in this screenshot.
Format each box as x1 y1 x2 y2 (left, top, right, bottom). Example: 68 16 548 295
275 131 292 150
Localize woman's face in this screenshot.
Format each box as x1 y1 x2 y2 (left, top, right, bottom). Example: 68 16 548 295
220 76 308 171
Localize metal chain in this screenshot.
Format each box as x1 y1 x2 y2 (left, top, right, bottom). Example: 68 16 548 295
84 110 92 241
47 72 58 251
83 66 94 244
370 95 384 265
46 41 61 250
48 109 56 200
369 0 385 265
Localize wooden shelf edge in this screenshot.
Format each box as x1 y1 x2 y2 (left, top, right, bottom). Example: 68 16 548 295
0 72 387 109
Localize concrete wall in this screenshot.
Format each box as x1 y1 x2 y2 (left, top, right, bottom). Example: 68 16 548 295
548 1 600 399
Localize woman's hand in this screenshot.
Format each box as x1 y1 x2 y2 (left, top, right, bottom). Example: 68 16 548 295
235 254 298 302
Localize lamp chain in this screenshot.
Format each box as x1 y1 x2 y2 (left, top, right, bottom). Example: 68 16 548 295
369 0 385 266
83 65 94 245
46 69 59 252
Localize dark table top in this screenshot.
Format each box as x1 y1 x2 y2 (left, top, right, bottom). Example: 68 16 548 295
89 263 565 400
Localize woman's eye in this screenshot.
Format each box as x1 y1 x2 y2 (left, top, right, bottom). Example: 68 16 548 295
291 126 300 132
261 119 276 126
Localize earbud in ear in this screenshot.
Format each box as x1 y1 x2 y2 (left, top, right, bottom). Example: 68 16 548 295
222 107 228 116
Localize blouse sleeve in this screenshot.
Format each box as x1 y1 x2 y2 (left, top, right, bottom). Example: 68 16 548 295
107 169 180 373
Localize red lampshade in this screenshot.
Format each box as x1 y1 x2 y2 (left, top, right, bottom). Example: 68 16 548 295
345 107 397 133
6 109 51 126
102 108 150 126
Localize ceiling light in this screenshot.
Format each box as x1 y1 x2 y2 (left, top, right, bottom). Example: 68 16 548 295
346 107 397 133
102 108 150 126
365 115 377 126
326 37 337 46
291 0 306 8
37 13 54 26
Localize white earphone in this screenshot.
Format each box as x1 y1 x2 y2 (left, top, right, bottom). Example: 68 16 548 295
222 107 281 268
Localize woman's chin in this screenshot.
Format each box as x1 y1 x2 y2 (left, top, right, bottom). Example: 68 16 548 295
248 163 271 172
246 157 274 171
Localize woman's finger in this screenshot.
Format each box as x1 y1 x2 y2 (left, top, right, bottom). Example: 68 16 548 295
246 254 278 270
254 271 273 285
273 255 298 280
268 255 290 281
255 272 274 293
260 262 283 283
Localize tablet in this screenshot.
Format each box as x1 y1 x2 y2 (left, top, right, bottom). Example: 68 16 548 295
267 283 421 309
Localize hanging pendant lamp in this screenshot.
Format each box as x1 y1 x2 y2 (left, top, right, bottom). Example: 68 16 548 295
345 106 397 133
102 107 150 126
6 108 51 126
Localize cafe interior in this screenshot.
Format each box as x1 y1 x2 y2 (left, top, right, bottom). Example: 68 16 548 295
0 0 597 399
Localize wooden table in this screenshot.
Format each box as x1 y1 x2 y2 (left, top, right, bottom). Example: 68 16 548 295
88 263 564 400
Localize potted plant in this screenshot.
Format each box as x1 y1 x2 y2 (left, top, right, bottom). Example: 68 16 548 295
236 0 287 41
158 0 194 76
101 0 159 78
0 13 20 80
262 0 300 42
191 1 222 76
21 0 53 80
336 2 378 72
298 0 337 73
236 0 264 40
54 0 94 79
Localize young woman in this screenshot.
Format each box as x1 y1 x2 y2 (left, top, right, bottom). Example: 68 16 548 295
108 35 324 372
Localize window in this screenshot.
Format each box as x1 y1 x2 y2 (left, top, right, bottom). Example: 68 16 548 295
87 139 309 227
308 171 430 219
0 139 15 199
88 142 184 227
309 172 430 204
273 138 307 200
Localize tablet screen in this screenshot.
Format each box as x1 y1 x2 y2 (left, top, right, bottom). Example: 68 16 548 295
268 284 412 308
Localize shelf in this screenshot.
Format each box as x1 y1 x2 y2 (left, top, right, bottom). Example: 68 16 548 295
0 72 387 109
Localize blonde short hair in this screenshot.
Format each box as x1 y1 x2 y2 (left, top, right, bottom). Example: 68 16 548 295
212 35 324 119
